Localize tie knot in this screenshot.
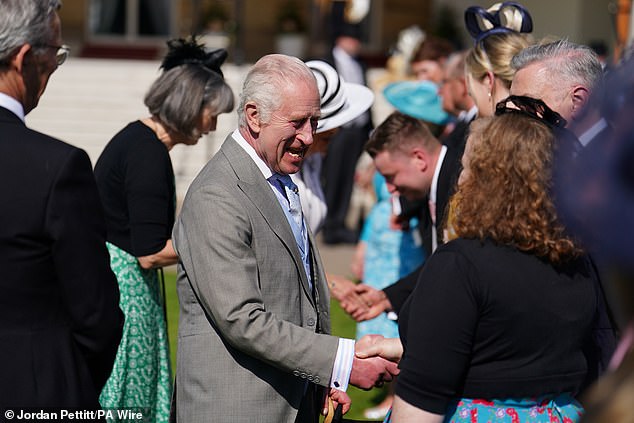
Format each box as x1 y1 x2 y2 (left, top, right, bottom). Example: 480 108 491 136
272 173 298 194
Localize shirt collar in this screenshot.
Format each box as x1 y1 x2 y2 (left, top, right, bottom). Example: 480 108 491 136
578 117 608 147
458 106 478 123
462 105 478 123
232 128 274 179
0 92 25 122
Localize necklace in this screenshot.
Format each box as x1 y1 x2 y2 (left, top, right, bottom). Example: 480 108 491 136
145 117 174 150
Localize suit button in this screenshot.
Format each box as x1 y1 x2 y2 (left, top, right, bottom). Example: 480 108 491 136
293 370 300 376
307 375 314 381
314 376 320 384
300 372 307 379
307 318 315 326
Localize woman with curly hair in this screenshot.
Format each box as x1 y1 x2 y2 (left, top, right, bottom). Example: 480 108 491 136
356 108 602 422
94 38 234 421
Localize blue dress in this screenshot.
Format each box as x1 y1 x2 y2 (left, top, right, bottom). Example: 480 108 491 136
356 172 425 340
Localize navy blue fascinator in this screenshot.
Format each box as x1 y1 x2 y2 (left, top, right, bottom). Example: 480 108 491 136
160 38 227 78
465 1 533 45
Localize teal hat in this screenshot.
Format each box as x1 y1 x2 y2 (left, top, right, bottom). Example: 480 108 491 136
383 80 450 125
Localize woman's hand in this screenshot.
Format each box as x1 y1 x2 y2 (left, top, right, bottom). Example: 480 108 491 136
355 335 403 363
137 239 178 269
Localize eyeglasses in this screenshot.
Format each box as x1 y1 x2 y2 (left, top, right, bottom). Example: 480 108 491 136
34 44 70 66
495 95 568 128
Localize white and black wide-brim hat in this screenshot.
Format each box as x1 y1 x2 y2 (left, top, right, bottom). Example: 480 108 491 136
306 60 374 134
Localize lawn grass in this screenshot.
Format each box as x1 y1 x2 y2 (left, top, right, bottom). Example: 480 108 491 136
163 270 388 420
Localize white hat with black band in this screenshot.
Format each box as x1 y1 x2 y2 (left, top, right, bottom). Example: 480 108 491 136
306 60 374 134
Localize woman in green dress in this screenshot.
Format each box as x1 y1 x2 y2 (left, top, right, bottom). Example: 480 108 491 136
94 38 234 422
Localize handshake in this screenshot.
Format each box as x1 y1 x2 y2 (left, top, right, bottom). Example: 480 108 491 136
328 274 393 322
350 335 402 389
326 335 404 415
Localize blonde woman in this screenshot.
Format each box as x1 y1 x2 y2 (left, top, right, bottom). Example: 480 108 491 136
464 1 534 116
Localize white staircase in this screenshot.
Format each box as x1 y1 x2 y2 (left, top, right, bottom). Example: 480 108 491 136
26 58 393 206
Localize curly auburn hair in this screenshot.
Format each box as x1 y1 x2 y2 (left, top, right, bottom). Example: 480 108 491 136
447 114 583 263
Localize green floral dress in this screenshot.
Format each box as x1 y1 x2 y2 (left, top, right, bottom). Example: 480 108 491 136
99 242 172 422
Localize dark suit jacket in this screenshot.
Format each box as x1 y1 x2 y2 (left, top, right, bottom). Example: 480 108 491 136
0 106 123 408
441 118 471 159
581 121 614 160
384 145 463 313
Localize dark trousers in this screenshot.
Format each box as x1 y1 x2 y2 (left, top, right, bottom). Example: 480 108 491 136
296 383 322 423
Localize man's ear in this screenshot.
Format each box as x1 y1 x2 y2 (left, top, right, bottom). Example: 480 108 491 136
244 102 261 135
411 147 428 172
570 85 590 121
11 44 32 74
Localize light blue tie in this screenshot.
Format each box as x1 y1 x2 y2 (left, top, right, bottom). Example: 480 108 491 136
275 174 304 232
270 173 311 286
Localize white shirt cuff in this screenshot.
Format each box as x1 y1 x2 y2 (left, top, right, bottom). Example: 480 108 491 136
330 338 355 391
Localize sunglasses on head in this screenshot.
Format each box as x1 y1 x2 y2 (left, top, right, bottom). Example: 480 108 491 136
495 95 568 128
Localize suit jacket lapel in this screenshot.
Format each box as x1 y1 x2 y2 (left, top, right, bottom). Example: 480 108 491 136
221 135 315 305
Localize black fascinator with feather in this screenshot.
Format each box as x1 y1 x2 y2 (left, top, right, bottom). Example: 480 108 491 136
160 37 228 78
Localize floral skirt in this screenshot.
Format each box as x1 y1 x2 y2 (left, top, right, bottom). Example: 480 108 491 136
99 243 172 423
384 394 583 423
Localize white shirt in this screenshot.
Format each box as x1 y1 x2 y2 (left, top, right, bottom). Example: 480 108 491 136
429 145 448 252
0 92 25 122
458 105 478 124
232 130 355 391
332 46 364 85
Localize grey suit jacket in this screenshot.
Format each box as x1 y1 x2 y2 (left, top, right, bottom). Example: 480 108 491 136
173 134 340 422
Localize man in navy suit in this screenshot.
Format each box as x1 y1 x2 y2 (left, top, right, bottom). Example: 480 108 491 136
0 0 123 410
511 39 617 382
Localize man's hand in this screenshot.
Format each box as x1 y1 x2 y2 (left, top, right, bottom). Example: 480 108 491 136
327 274 369 314
322 387 352 416
349 344 400 390
342 284 393 322
355 334 403 363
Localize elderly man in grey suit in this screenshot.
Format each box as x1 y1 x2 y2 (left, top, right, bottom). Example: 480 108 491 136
172 54 398 422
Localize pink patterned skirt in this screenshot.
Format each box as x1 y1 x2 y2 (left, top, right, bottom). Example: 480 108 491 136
383 394 583 422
